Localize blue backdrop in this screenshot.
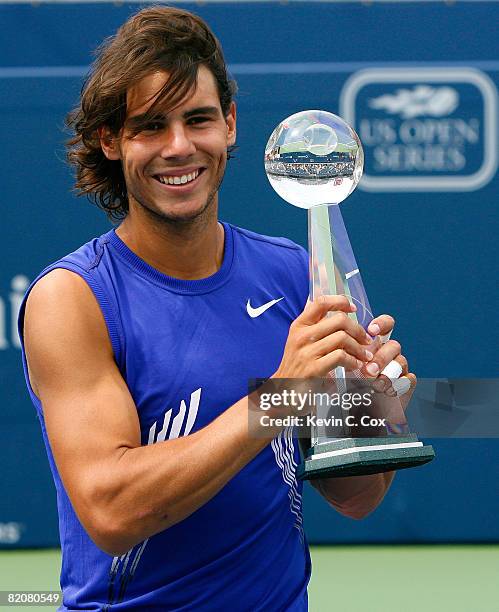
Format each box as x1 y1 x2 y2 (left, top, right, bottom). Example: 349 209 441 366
0 1 497 547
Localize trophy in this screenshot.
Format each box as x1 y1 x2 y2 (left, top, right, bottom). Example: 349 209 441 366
264 110 435 479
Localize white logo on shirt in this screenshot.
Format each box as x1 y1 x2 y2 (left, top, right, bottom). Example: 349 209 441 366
148 388 201 444
246 297 284 318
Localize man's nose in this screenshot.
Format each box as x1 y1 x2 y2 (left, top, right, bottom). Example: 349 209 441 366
160 123 196 158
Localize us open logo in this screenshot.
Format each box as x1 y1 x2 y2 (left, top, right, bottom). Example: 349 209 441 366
340 68 497 192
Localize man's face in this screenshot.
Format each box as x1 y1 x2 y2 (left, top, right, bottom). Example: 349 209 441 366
102 65 236 223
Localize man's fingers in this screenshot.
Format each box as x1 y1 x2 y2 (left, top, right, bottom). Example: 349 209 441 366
367 314 395 338
313 330 373 363
395 354 408 375
372 354 409 393
392 376 412 396
318 348 362 373
396 372 417 394
310 310 371 345
362 339 401 378
291 302 412 384
299 295 355 326
397 373 417 412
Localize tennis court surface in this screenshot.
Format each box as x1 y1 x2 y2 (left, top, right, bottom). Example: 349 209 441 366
1 545 497 611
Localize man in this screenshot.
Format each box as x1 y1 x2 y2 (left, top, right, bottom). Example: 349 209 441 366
19 6 414 610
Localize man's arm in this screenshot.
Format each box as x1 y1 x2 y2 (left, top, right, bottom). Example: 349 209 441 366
311 471 396 520
297 435 395 519
24 269 274 556
24 271 372 555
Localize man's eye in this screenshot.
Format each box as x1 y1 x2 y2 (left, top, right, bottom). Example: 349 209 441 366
143 122 164 132
188 116 210 125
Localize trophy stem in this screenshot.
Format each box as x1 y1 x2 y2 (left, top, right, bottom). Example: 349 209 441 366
301 204 435 479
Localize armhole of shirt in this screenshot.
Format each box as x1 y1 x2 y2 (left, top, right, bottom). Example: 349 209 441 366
18 261 125 413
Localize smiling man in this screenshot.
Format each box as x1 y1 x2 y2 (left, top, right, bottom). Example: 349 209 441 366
18 6 414 611
101 65 235 282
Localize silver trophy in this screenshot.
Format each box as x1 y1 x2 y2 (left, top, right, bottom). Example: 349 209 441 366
265 110 434 479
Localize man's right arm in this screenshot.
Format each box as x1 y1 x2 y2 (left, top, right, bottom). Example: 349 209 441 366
24 269 371 556
24 269 278 556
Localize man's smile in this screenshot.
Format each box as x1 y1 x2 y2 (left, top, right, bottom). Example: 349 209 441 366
152 167 206 190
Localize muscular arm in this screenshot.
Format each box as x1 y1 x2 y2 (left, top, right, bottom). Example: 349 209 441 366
24 270 273 556
25 275 392 552
298 437 395 519
312 472 395 519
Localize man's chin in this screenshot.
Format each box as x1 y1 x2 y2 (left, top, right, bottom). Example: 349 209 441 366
162 210 206 224
140 198 213 225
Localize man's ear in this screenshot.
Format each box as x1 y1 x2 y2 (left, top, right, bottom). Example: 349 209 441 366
226 101 237 147
98 126 121 161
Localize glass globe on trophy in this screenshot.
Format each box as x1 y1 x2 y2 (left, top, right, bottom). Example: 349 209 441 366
264 110 434 479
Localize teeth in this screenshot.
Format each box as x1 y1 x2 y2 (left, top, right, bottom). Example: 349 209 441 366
158 169 200 185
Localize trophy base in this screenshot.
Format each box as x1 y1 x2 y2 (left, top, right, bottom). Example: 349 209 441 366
297 434 435 480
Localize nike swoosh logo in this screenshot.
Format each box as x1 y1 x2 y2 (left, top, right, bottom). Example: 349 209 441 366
246 297 284 318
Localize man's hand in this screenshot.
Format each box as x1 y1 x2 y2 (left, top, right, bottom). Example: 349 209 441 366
273 295 373 379
273 297 416 402
363 314 417 404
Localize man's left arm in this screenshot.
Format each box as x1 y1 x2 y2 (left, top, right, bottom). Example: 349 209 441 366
311 469 396 520
309 313 416 519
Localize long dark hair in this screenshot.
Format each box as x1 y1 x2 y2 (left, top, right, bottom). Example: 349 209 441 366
66 6 237 220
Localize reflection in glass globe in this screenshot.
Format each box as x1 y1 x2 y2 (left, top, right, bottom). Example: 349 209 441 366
264 110 364 208
303 123 338 156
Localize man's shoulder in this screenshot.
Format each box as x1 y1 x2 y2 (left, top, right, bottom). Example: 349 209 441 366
24 229 114 315
21 230 114 321
51 230 114 274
